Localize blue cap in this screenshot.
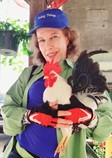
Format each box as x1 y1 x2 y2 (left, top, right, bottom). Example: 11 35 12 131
28 8 69 35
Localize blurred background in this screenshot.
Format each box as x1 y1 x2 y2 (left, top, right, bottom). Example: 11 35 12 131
0 1 112 158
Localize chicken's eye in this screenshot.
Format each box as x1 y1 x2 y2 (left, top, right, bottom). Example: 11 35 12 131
50 72 56 79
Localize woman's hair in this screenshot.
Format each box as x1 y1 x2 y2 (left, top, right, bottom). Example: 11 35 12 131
28 27 80 65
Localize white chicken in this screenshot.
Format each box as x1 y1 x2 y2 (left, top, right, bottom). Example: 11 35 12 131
43 61 73 156
43 67 72 105
43 50 109 156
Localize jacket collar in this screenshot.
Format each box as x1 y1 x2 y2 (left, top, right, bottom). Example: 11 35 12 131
62 58 74 68
32 58 73 75
32 65 44 75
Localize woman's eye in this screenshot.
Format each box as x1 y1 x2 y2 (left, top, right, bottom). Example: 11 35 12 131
51 35 58 40
38 39 45 43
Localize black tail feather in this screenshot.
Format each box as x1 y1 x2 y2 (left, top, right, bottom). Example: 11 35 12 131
68 50 109 93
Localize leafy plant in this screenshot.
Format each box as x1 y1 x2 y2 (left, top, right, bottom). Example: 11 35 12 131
93 141 106 158
0 18 31 56
1 50 27 73
0 18 28 39
0 18 32 72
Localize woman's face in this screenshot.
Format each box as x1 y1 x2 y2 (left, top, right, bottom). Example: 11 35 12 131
36 28 68 63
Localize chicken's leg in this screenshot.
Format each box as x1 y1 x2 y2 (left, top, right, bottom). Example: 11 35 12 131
54 136 70 156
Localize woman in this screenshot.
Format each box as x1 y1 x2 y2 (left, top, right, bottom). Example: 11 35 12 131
1 8 112 158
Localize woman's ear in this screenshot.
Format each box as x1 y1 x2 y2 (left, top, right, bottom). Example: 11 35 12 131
66 37 69 46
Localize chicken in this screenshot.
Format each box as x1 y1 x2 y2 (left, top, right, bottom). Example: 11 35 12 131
43 50 109 156
66 50 109 130
43 61 72 105
43 61 73 156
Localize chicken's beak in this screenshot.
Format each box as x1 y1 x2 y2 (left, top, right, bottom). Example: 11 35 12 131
44 76 49 79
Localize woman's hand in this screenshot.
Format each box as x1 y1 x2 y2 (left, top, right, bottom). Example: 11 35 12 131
58 95 93 127
55 110 73 128
48 101 73 128
28 102 73 128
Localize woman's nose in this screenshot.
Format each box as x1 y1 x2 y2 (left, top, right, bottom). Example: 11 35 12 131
45 40 53 50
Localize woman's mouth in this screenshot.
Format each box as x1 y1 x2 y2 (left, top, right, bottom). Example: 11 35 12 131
47 52 57 60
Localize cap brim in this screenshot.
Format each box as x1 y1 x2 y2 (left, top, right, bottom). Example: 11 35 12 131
28 27 38 35
28 24 67 35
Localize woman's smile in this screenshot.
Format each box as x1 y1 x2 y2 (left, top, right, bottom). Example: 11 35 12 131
36 28 68 62
47 51 58 60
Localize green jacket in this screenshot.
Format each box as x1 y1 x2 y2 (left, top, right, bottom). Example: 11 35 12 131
1 59 112 158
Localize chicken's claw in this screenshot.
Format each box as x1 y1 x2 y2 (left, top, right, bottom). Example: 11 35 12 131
54 136 70 156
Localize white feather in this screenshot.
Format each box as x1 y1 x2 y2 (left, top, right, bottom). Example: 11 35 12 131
75 92 97 111
75 91 108 112
43 72 72 105
61 125 73 137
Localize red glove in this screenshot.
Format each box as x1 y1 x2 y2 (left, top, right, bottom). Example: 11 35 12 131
29 112 58 127
58 95 93 126
65 108 92 125
29 102 58 127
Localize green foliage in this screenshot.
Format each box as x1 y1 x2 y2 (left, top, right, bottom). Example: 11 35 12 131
0 18 32 72
0 18 31 56
1 48 28 73
93 142 105 158
0 18 28 38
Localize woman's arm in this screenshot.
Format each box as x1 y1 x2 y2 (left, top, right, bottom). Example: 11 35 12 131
86 92 112 142
1 67 32 136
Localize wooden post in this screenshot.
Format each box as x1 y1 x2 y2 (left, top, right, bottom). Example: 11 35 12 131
105 136 112 158
25 0 47 65
29 0 46 26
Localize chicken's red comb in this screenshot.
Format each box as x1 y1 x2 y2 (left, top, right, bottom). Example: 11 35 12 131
44 61 62 76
